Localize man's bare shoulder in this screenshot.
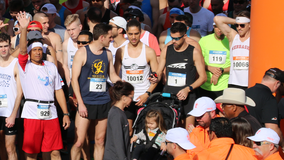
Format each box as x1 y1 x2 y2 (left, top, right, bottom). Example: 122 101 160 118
48 31 61 40
185 37 201 52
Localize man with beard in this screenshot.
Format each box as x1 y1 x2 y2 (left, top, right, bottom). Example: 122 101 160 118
187 97 217 153
248 128 282 160
114 19 158 136
154 22 207 130
198 14 230 100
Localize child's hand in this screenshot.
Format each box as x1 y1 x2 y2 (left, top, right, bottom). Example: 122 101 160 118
160 142 167 151
130 136 138 144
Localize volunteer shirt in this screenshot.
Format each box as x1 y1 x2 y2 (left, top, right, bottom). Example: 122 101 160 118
174 153 195 160
195 138 257 160
0 58 19 118
265 152 282 160
199 34 230 91
18 54 61 120
229 34 250 87
189 126 210 154
184 7 214 37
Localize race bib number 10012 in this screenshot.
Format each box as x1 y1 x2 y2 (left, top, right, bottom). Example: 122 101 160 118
90 78 106 92
168 72 186 87
126 70 143 84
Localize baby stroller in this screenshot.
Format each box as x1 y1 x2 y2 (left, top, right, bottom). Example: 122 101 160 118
130 92 182 160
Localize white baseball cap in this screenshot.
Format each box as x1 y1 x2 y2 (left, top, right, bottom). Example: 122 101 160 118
188 97 216 117
109 16 127 31
41 3 60 17
166 127 196 150
247 128 280 144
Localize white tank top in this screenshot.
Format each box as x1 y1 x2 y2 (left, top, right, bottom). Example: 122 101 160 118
229 34 250 87
67 37 78 78
0 58 19 118
140 31 150 46
121 43 150 101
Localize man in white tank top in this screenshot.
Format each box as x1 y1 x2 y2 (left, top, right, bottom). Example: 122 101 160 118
62 14 82 86
114 19 158 135
0 33 23 160
214 10 250 89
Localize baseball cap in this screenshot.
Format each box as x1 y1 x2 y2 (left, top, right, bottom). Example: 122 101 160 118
166 127 196 150
188 97 216 117
265 68 284 83
41 3 60 17
27 31 43 40
247 128 280 144
170 8 184 16
28 21 43 30
109 16 127 31
124 8 144 22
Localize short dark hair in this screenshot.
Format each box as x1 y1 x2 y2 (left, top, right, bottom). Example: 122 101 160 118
109 81 134 105
175 14 192 27
170 22 187 36
0 33 11 44
210 117 232 138
126 19 141 31
9 0 24 12
237 10 250 19
93 23 112 40
87 7 102 23
27 39 43 47
79 30 93 42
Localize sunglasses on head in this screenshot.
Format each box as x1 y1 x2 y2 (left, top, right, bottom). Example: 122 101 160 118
13 27 19 32
234 24 246 28
171 34 184 41
77 41 91 45
233 1 246 4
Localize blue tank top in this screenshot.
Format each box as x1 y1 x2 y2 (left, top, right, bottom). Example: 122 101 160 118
164 28 191 45
59 6 67 28
141 0 152 25
78 45 110 105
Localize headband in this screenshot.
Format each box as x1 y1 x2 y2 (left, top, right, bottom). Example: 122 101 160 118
236 17 250 23
27 42 43 53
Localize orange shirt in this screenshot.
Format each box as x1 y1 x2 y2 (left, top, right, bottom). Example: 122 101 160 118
265 152 283 160
175 153 195 160
194 138 258 160
189 126 210 154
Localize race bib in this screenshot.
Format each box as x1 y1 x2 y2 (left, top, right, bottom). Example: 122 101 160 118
0 94 8 108
233 56 249 70
168 72 186 87
37 105 51 119
209 51 226 64
90 78 106 92
126 70 143 84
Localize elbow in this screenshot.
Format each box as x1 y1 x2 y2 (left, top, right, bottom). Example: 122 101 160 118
201 74 207 84
213 16 220 25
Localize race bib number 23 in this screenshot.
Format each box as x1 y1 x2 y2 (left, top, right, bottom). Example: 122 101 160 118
90 78 106 92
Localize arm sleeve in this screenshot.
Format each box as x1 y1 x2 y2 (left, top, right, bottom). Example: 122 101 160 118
148 33 161 56
262 99 279 124
18 54 28 71
110 112 128 160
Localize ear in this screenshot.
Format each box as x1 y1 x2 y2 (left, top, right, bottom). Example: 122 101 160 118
276 81 281 89
269 143 275 151
79 24 82 31
232 105 237 112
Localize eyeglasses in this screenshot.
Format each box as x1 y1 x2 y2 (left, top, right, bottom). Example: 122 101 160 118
233 1 246 4
171 34 184 41
13 27 19 32
234 24 246 28
77 41 91 45
254 141 271 146
165 141 173 145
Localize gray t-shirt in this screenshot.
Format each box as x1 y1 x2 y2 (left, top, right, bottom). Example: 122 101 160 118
134 128 166 148
49 24 65 42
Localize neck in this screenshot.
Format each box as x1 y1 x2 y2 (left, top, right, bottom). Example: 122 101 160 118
239 30 250 39
261 81 274 93
114 101 126 111
129 41 142 48
113 35 126 46
235 107 245 117
214 34 225 41
173 149 187 159
88 22 98 31
31 59 43 65
92 41 105 51
0 54 11 65
49 22 56 29
190 6 202 13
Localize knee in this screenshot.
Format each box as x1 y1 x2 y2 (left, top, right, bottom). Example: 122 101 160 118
74 140 84 149
50 150 60 158
6 144 16 155
95 136 105 146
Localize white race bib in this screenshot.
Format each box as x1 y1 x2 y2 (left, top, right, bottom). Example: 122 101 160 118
0 94 8 108
90 78 106 92
233 56 249 70
126 70 143 84
168 72 186 87
209 50 226 64
37 105 51 119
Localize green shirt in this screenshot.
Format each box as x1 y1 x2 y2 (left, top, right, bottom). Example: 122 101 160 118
199 33 230 91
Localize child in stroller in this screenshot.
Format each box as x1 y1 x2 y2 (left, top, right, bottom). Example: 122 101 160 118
130 109 167 160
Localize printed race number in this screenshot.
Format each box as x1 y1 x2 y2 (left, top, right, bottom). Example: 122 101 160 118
37 105 51 119
90 78 106 92
209 51 226 64
167 72 186 87
233 56 249 70
126 70 143 84
0 94 8 108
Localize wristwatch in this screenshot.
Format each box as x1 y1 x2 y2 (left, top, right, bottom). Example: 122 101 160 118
63 113 70 116
146 91 151 96
220 68 224 74
189 86 193 91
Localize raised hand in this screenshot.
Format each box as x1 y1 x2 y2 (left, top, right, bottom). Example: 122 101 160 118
16 11 30 29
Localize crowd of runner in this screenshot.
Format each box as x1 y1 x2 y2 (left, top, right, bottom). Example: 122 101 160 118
0 0 284 159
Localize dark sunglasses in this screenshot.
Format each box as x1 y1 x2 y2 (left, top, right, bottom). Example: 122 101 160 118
233 1 246 4
13 27 19 32
77 41 91 45
234 24 246 28
171 34 184 41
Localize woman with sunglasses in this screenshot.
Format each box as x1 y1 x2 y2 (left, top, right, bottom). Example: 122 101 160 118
214 10 250 90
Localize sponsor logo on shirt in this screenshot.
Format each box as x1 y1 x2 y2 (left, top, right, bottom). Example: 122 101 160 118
271 117 277 120
167 63 187 69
